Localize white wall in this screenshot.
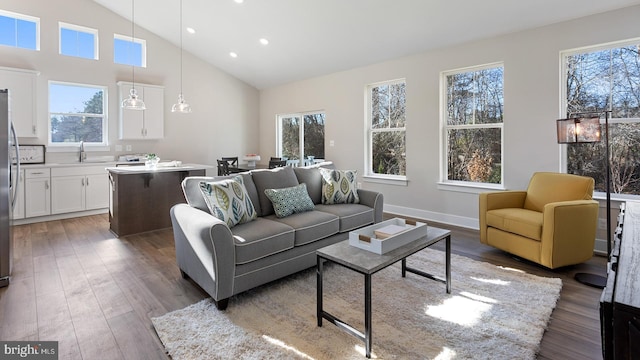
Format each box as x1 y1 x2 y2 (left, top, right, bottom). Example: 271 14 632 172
259 5 640 230
0 0 259 166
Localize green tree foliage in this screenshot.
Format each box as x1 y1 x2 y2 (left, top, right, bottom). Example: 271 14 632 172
566 45 640 194
51 90 104 143
370 82 406 176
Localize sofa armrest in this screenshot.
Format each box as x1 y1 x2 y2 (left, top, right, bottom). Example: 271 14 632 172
479 191 527 243
358 189 384 223
540 199 599 268
170 203 236 301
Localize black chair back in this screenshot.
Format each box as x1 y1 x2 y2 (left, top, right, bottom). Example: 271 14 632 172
217 159 231 176
268 160 287 169
270 157 281 161
221 157 238 167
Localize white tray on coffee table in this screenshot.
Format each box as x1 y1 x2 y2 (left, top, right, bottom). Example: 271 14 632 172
349 218 428 254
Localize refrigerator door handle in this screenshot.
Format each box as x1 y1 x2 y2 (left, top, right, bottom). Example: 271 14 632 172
10 122 19 211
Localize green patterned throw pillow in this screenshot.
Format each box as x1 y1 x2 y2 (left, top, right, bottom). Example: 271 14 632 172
319 168 360 204
264 183 315 218
199 176 257 227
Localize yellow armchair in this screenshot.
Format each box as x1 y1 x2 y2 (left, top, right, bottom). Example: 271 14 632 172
479 172 599 269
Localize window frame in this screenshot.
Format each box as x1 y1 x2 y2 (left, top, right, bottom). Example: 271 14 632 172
58 22 99 60
276 111 326 165
440 62 505 191
560 38 640 199
113 33 147 68
0 9 40 51
48 80 108 147
364 78 407 184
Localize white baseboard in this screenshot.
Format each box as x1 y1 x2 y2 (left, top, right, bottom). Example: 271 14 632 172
383 204 479 230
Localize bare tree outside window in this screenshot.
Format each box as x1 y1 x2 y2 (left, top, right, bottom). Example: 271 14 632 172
279 112 325 164
368 81 406 176
444 65 503 184
565 43 640 195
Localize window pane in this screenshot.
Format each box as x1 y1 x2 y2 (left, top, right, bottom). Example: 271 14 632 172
281 117 300 160
371 85 389 129
447 68 503 125
303 113 325 160
114 37 143 67
372 131 406 176
0 15 16 47
17 18 36 50
50 115 104 143
447 128 501 183
60 26 96 59
567 122 640 195
611 46 640 118
49 84 103 114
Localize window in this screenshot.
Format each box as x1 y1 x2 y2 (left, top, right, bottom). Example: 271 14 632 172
59 22 98 60
277 112 325 166
442 64 503 185
366 79 406 178
563 39 640 196
114 34 146 67
49 81 107 145
0 10 39 50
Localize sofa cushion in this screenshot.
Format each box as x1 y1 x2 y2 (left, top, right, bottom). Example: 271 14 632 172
266 210 339 246
199 176 258 228
320 168 360 204
251 166 300 217
293 167 323 204
486 208 543 241
238 173 262 216
231 218 295 264
264 183 315 218
315 204 375 232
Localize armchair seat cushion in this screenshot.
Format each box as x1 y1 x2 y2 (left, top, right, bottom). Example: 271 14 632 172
486 208 543 241
232 218 295 264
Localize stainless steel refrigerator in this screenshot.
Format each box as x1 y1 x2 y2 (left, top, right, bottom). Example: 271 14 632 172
0 89 20 287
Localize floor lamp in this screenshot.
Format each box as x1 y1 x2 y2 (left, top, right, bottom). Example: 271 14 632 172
556 111 611 288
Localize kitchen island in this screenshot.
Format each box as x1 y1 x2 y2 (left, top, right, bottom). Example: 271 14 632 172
107 164 210 237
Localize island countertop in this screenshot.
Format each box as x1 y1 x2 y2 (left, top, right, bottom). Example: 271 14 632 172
105 162 211 175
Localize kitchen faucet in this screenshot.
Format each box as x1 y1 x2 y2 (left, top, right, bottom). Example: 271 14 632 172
79 141 86 162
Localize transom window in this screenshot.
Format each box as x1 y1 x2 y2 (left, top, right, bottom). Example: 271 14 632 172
0 9 39 51
59 22 98 60
114 34 146 67
442 63 503 186
366 79 407 179
563 39 640 196
277 112 325 166
49 81 107 145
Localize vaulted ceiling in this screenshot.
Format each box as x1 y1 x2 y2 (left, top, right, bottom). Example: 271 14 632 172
92 0 640 89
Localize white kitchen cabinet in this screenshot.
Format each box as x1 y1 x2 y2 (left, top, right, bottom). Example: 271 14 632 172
51 166 109 214
118 81 164 140
0 67 39 137
12 169 25 220
25 168 51 218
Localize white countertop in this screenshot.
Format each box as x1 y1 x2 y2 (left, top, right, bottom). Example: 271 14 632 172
105 163 211 175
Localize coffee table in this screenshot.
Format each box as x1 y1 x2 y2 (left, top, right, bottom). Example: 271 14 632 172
316 226 451 358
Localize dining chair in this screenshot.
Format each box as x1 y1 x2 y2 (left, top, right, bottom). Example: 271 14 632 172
221 157 238 167
270 157 281 161
268 160 287 169
217 159 231 176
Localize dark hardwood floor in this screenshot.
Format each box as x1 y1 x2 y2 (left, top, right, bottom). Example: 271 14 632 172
0 214 606 359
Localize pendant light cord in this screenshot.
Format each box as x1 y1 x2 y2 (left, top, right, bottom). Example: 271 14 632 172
180 0 184 95
131 0 136 90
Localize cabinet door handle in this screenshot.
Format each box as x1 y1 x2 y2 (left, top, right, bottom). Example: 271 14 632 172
81 178 85 186
45 180 49 190
86 178 89 186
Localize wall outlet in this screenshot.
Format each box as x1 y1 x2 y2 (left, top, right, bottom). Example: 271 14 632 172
126 145 132 151
329 140 335 147
357 182 362 189
598 218 607 229
115 145 123 151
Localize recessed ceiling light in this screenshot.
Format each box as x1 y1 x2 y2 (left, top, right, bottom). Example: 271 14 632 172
186 27 195 34
259 38 269 45
229 52 238 58
234 0 244 3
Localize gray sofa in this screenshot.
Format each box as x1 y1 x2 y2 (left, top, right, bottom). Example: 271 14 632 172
170 164 384 310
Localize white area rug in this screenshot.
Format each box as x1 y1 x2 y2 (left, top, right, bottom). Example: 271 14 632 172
152 249 562 359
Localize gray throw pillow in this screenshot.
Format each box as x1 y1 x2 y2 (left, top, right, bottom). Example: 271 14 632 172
264 183 315 218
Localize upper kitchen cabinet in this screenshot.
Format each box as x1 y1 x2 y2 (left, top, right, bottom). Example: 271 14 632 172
0 67 39 137
118 81 164 140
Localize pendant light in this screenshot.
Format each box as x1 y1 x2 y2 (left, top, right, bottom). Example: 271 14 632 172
121 0 146 110
171 0 192 113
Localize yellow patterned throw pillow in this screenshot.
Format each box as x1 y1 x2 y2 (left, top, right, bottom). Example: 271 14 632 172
264 183 315 218
319 168 360 204
199 176 257 227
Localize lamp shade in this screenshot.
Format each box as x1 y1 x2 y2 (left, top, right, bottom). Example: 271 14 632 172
556 116 601 144
121 88 146 110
